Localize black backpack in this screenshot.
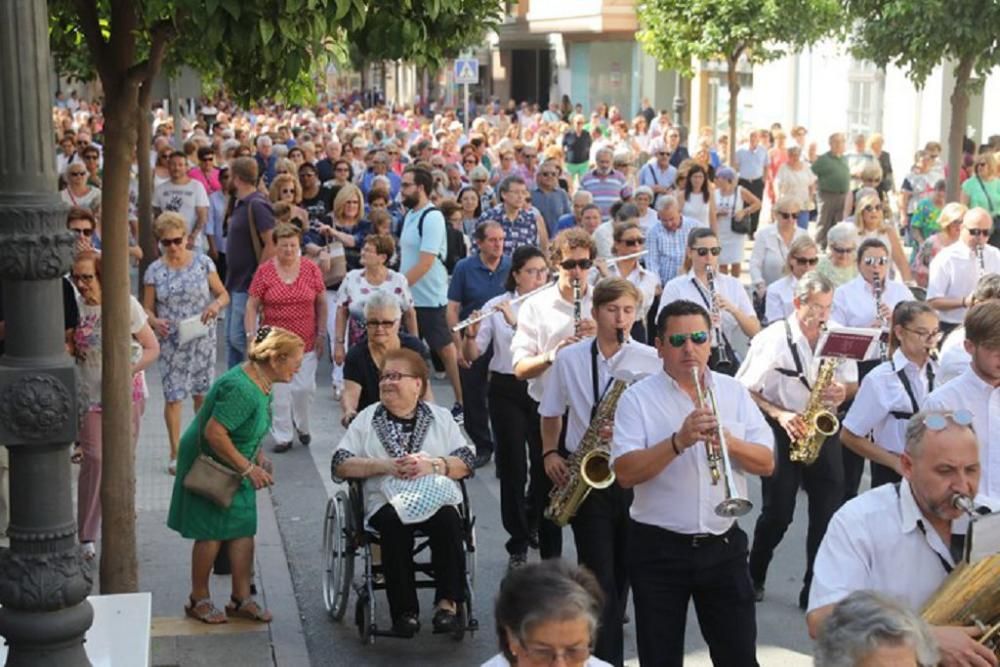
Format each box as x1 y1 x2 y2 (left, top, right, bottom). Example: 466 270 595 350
416 207 465 274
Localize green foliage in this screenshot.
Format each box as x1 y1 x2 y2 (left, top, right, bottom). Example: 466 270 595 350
844 0 1000 92
637 0 842 72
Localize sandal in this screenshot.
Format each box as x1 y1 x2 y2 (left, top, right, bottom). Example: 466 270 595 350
185 596 227 624
71 445 83 464
225 595 272 623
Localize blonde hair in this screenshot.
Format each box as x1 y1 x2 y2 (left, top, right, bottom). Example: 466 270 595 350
247 326 304 364
854 191 887 233
333 183 364 223
938 202 968 227
773 195 800 216
550 227 596 266
784 236 819 275
269 173 301 204
273 221 302 241
153 211 187 239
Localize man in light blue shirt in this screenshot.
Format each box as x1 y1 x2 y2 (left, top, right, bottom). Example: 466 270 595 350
399 166 465 422
646 194 699 286
734 130 769 238
638 148 678 206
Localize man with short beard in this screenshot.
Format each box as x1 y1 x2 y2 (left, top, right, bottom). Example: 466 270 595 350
153 151 210 252
580 148 627 220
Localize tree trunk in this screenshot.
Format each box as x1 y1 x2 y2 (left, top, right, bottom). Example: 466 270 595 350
99 80 141 594
946 56 975 201
727 57 740 165
137 82 156 280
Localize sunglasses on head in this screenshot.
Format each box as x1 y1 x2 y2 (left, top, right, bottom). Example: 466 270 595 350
863 256 889 266
923 410 973 431
694 247 722 257
560 258 593 271
622 237 645 247
665 331 710 347
160 236 184 247
967 228 991 238
793 256 819 266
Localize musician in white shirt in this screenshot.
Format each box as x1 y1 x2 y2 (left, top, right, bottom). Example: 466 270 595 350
611 298 773 667
657 228 760 374
937 274 1000 386
736 271 858 610
927 207 1000 335
841 302 940 489
764 235 819 325
807 411 997 667
591 220 661 342
926 301 1000 502
462 246 559 566
539 278 656 667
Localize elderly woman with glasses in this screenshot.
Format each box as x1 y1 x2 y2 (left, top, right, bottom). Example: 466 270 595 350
143 212 229 474
817 221 861 288
61 164 102 220
268 173 309 229
749 195 809 301
714 166 761 277
764 236 820 325
332 348 473 638
852 190 913 284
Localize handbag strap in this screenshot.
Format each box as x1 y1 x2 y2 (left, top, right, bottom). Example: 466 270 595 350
247 198 263 262
977 174 996 212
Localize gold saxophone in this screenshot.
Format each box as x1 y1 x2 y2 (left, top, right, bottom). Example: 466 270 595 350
545 379 628 527
789 357 841 465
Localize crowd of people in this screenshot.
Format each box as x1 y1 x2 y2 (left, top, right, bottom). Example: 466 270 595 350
43 91 1000 665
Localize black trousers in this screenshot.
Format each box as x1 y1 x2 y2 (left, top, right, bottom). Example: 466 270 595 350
629 521 758 667
570 484 632 667
842 359 881 502
489 372 561 558
738 177 765 237
460 350 494 457
748 418 844 595
368 504 465 622
214 251 227 285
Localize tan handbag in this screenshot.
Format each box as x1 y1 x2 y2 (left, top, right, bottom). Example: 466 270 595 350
182 424 249 508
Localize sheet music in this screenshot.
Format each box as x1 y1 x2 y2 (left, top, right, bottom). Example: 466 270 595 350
969 511 1000 562
817 327 880 361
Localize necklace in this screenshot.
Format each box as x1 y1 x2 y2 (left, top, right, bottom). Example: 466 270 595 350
248 362 273 394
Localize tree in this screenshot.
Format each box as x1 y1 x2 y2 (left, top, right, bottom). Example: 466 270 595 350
637 0 842 163
844 0 1000 200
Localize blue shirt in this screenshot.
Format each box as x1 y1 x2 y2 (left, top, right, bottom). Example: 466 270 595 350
399 204 448 307
447 254 512 320
531 187 573 238
646 216 699 285
477 204 540 258
207 190 228 252
638 161 678 191
556 213 578 232
734 146 769 180
360 170 402 200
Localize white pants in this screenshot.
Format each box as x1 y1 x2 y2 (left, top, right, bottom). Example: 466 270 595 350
325 290 344 389
271 350 318 443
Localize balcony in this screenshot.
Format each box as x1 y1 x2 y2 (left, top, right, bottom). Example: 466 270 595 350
502 0 637 35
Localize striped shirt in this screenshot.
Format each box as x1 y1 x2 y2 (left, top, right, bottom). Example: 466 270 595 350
580 168 627 220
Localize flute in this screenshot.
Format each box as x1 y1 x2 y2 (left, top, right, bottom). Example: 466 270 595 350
603 249 648 266
451 281 555 332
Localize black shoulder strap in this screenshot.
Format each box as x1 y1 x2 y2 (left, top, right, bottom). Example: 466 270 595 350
415 206 445 263
777 319 811 391
644 163 659 186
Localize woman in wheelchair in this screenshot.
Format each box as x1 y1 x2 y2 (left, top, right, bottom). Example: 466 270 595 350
331 347 475 638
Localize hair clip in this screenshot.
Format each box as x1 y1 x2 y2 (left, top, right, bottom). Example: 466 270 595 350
255 326 272 344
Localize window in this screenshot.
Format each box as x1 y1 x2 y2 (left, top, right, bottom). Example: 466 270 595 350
847 59 884 136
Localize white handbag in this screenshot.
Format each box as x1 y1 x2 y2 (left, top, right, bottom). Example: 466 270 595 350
381 474 462 525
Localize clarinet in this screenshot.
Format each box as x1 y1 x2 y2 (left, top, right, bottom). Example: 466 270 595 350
874 274 887 361
976 242 986 278
572 278 582 331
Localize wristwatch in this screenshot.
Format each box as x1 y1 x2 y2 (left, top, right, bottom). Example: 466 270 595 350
431 459 442 475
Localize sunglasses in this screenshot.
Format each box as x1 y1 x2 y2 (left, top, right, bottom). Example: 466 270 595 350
69 172 86 177
366 319 398 329
71 273 96 282
665 331 710 347
560 258 593 271
160 237 184 247
967 228 991 238
694 247 722 257
378 371 418 383
657 151 670 156
201 155 215 161
793 256 819 266
280 188 296 195
622 237 645 247
863 204 883 213
70 227 94 237
778 211 797 219
923 410 973 431
83 155 99 161
831 245 856 255
863 256 889 266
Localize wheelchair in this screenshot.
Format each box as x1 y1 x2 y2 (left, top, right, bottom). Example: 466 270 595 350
322 478 479 644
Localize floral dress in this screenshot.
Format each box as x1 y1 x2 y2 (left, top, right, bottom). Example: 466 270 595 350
74 295 148 410
143 254 218 402
336 268 414 348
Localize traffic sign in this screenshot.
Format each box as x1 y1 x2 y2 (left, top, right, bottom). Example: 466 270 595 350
454 59 479 85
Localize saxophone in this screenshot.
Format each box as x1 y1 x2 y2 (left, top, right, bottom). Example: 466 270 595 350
789 357 841 465
545 379 628 527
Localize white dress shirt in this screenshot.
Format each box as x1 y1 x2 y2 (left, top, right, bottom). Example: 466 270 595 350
842 349 937 455
539 337 657 454
593 222 615 259
832 275 915 358
512 283 594 402
737 315 858 413
808 480 953 614
657 271 755 346
589 263 661 321
937 326 970 386
927 242 1000 324
926 366 1000 498
749 224 809 287
473 291 522 374
764 274 796 325
611 369 774 535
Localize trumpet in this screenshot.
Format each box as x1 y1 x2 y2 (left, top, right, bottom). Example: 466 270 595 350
691 368 753 517
451 281 555 332
705 265 733 372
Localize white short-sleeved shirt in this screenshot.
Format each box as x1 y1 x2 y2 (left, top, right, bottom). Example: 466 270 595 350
764 274 796 325
657 271 755 346
749 224 808 287
926 367 1000 498
937 326 970 386
737 315 858 414
808 480 954 614
589 263 661 321
832 274 914 334
611 369 773 535
842 349 938 455
539 338 657 454
153 178 209 232
474 292 522 374
593 222 615 259
511 283 594 402
927 242 1000 323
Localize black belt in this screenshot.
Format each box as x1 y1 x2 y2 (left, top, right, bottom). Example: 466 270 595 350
632 520 738 548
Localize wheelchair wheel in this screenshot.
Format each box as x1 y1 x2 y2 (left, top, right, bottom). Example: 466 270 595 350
322 492 354 620
465 523 477 591
355 590 375 645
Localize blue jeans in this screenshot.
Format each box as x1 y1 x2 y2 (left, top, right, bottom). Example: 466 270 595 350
226 291 249 369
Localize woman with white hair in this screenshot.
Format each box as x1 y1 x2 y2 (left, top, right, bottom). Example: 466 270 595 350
632 185 658 232
714 166 761 277
816 221 860 288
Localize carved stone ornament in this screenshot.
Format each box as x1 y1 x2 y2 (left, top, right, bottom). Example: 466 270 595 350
0 203 74 281
0 374 72 440
0 548 93 611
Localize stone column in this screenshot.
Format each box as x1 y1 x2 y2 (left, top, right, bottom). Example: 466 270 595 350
0 1 94 664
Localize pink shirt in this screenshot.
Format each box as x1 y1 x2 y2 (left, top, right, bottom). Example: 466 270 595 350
188 166 221 195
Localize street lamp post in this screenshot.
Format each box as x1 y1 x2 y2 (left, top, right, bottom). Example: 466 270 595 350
0 1 94 664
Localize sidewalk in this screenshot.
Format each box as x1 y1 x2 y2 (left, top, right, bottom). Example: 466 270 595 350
136 352 309 667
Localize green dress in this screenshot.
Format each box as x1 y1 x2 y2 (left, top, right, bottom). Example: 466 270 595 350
167 365 271 540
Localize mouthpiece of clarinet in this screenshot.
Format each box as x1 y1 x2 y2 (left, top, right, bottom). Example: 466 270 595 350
616 328 625 344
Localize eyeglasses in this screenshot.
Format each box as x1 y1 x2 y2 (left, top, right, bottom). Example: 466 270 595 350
923 410 974 431
657 151 671 156
831 245 856 255
71 273 96 283
280 188 295 195
863 256 889 266
777 211 797 219
68 171 86 177
863 204 883 213
378 371 418 383
793 256 819 266
560 258 593 271
300 171 316 178
160 237 184 247
201 155 215 162
900 326 942 342
83 155 99 162
518 644 592 665
693 247 722 257
70 227 93 237
334 167 349 173
665 331 710 347
966 228 991 238
621 237 645 247
366 319 398 329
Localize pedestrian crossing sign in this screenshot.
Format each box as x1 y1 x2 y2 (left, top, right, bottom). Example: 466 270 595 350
454 59 479 85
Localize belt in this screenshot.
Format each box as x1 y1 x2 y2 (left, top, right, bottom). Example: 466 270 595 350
633 520 737 548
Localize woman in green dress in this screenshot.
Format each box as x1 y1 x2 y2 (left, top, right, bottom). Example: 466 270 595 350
168 325 304 624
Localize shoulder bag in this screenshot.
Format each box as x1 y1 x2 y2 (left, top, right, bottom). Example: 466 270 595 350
182 418 255 508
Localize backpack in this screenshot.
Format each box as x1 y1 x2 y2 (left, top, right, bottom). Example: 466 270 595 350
416 206 465 274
